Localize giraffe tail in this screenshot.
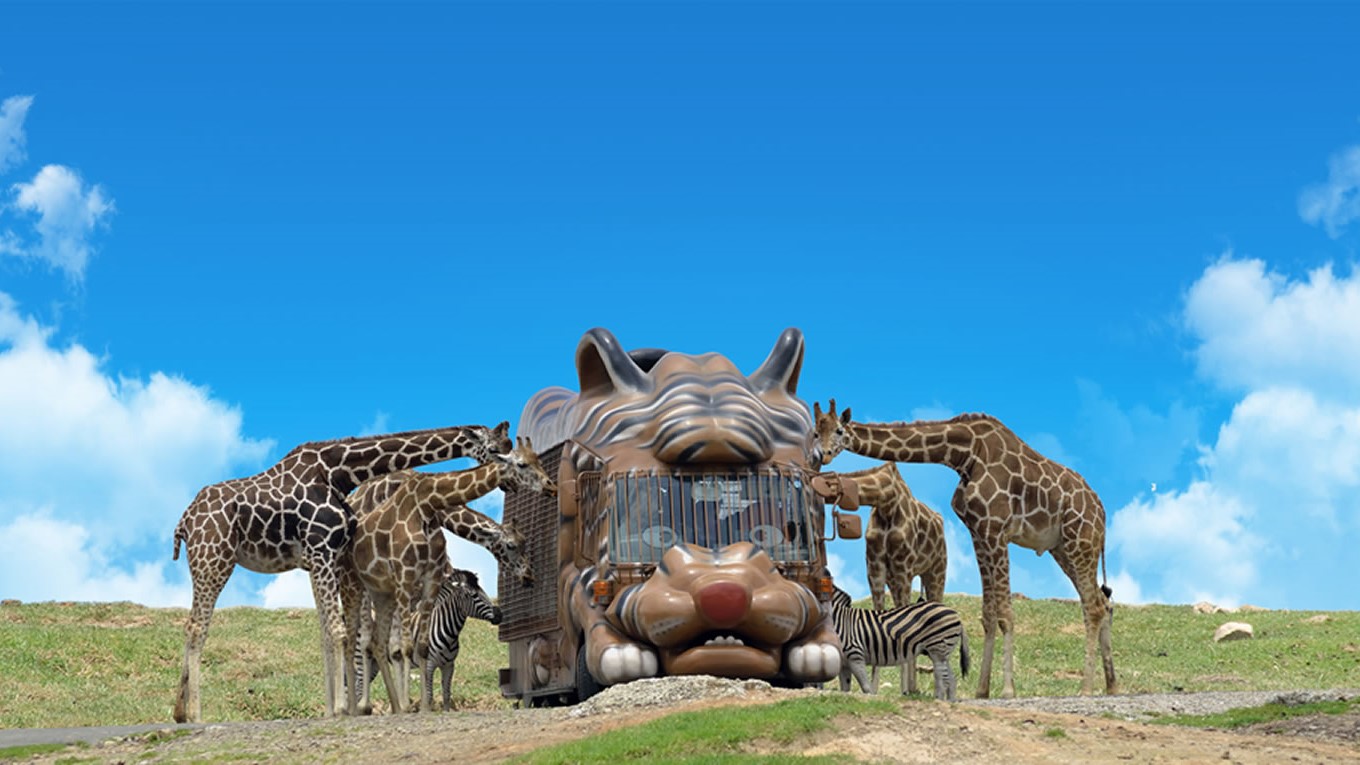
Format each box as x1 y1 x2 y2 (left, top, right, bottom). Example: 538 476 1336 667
1100 548 1114 624
172 518 186 561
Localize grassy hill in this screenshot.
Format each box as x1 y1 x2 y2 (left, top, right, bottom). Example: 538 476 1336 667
1 595 1357 729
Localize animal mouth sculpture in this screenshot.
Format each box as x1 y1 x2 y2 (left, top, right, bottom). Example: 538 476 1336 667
608 542 826 679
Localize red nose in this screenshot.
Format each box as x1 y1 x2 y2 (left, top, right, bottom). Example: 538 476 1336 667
697 581 750 628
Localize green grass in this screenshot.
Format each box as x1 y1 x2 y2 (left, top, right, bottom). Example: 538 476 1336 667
2 595 1357 729
0 742 82 762
513 693 895 765
1150 695 1360 729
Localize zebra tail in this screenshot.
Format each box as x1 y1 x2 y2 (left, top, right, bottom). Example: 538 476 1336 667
959 629 971 679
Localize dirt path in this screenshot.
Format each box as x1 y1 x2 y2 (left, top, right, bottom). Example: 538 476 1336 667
21 683 1360 764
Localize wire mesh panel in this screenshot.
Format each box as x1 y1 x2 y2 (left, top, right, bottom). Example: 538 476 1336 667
499 442 563 642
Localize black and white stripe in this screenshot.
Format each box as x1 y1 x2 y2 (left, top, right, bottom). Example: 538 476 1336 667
420 569 502 712
828 587 969 701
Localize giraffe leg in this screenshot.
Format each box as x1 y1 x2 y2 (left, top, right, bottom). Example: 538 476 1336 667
972 533 1014 699
175 548 233 723
338 563 365 716
407 601 436 713
865 542 887 691
369 595 403 713
308 562 348 718
1052 547 1118 695
890 572 916 695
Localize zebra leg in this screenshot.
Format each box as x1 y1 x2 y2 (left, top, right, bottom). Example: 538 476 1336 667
440 659 456 711
353 595 376 715
850 656 873 694
926 640 958 701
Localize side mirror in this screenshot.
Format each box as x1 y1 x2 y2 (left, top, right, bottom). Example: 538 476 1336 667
835 511 862 540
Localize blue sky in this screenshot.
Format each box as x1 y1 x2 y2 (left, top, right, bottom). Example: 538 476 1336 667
1 2 1358 612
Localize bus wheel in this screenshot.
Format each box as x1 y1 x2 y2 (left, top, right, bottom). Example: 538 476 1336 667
575 644 603 703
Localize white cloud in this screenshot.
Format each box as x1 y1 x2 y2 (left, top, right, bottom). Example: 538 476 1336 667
1299 144 1360 238
1111 254 1360 609
1184 256 1360 398
0 295 272 605
1207 388 1360 526
825 552 867 601
260 570 317 609
0 95 34 174
5 164 114 280
1109 481 1262 608
0 512 192 606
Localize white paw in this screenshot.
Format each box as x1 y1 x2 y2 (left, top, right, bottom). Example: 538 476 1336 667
787 643 840 680
598 644 659 684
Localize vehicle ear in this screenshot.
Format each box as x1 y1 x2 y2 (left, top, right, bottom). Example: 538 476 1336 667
749 327 804 395
576 327 652 397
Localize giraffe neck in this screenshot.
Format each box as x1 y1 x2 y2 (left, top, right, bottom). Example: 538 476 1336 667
306 426 488 493
846 419 977 473
437 504 502 547
840 463 900 505
406 465 503 522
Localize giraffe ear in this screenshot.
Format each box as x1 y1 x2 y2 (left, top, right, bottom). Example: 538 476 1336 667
841 407 852 425
493 421 510 439
577 327 652 397
749 327 804 395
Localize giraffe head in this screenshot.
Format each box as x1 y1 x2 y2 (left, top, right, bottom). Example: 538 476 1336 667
467 420 514 463
496 520 533 588
491 437 558 497
812 399 853 466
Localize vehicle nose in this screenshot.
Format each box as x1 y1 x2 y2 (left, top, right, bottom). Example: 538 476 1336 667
697 580 750 628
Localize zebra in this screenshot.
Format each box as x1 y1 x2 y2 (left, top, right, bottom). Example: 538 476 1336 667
828 587 969 701
352 568 502 713
421 568 502 711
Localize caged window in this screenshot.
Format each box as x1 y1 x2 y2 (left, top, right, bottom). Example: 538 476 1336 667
608 469 816 564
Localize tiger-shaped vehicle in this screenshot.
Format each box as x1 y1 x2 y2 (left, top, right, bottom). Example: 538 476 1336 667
497 328 862 705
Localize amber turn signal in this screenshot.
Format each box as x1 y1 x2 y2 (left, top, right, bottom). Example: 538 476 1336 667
592 579 614 606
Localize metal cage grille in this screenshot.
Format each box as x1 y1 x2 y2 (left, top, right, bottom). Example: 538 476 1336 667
498 443 564 642
586 466 821 568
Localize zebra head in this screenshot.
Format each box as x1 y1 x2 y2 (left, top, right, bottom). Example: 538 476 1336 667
449 569 502 625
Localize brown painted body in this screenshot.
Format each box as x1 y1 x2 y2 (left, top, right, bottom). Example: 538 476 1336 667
498 328 847 705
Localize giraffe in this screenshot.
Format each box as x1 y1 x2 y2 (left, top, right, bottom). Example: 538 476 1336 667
169 421 512 723
815 400 1115 699
348 437 556 713
348 470 533 588
838 460 947 694
343 469 534 714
